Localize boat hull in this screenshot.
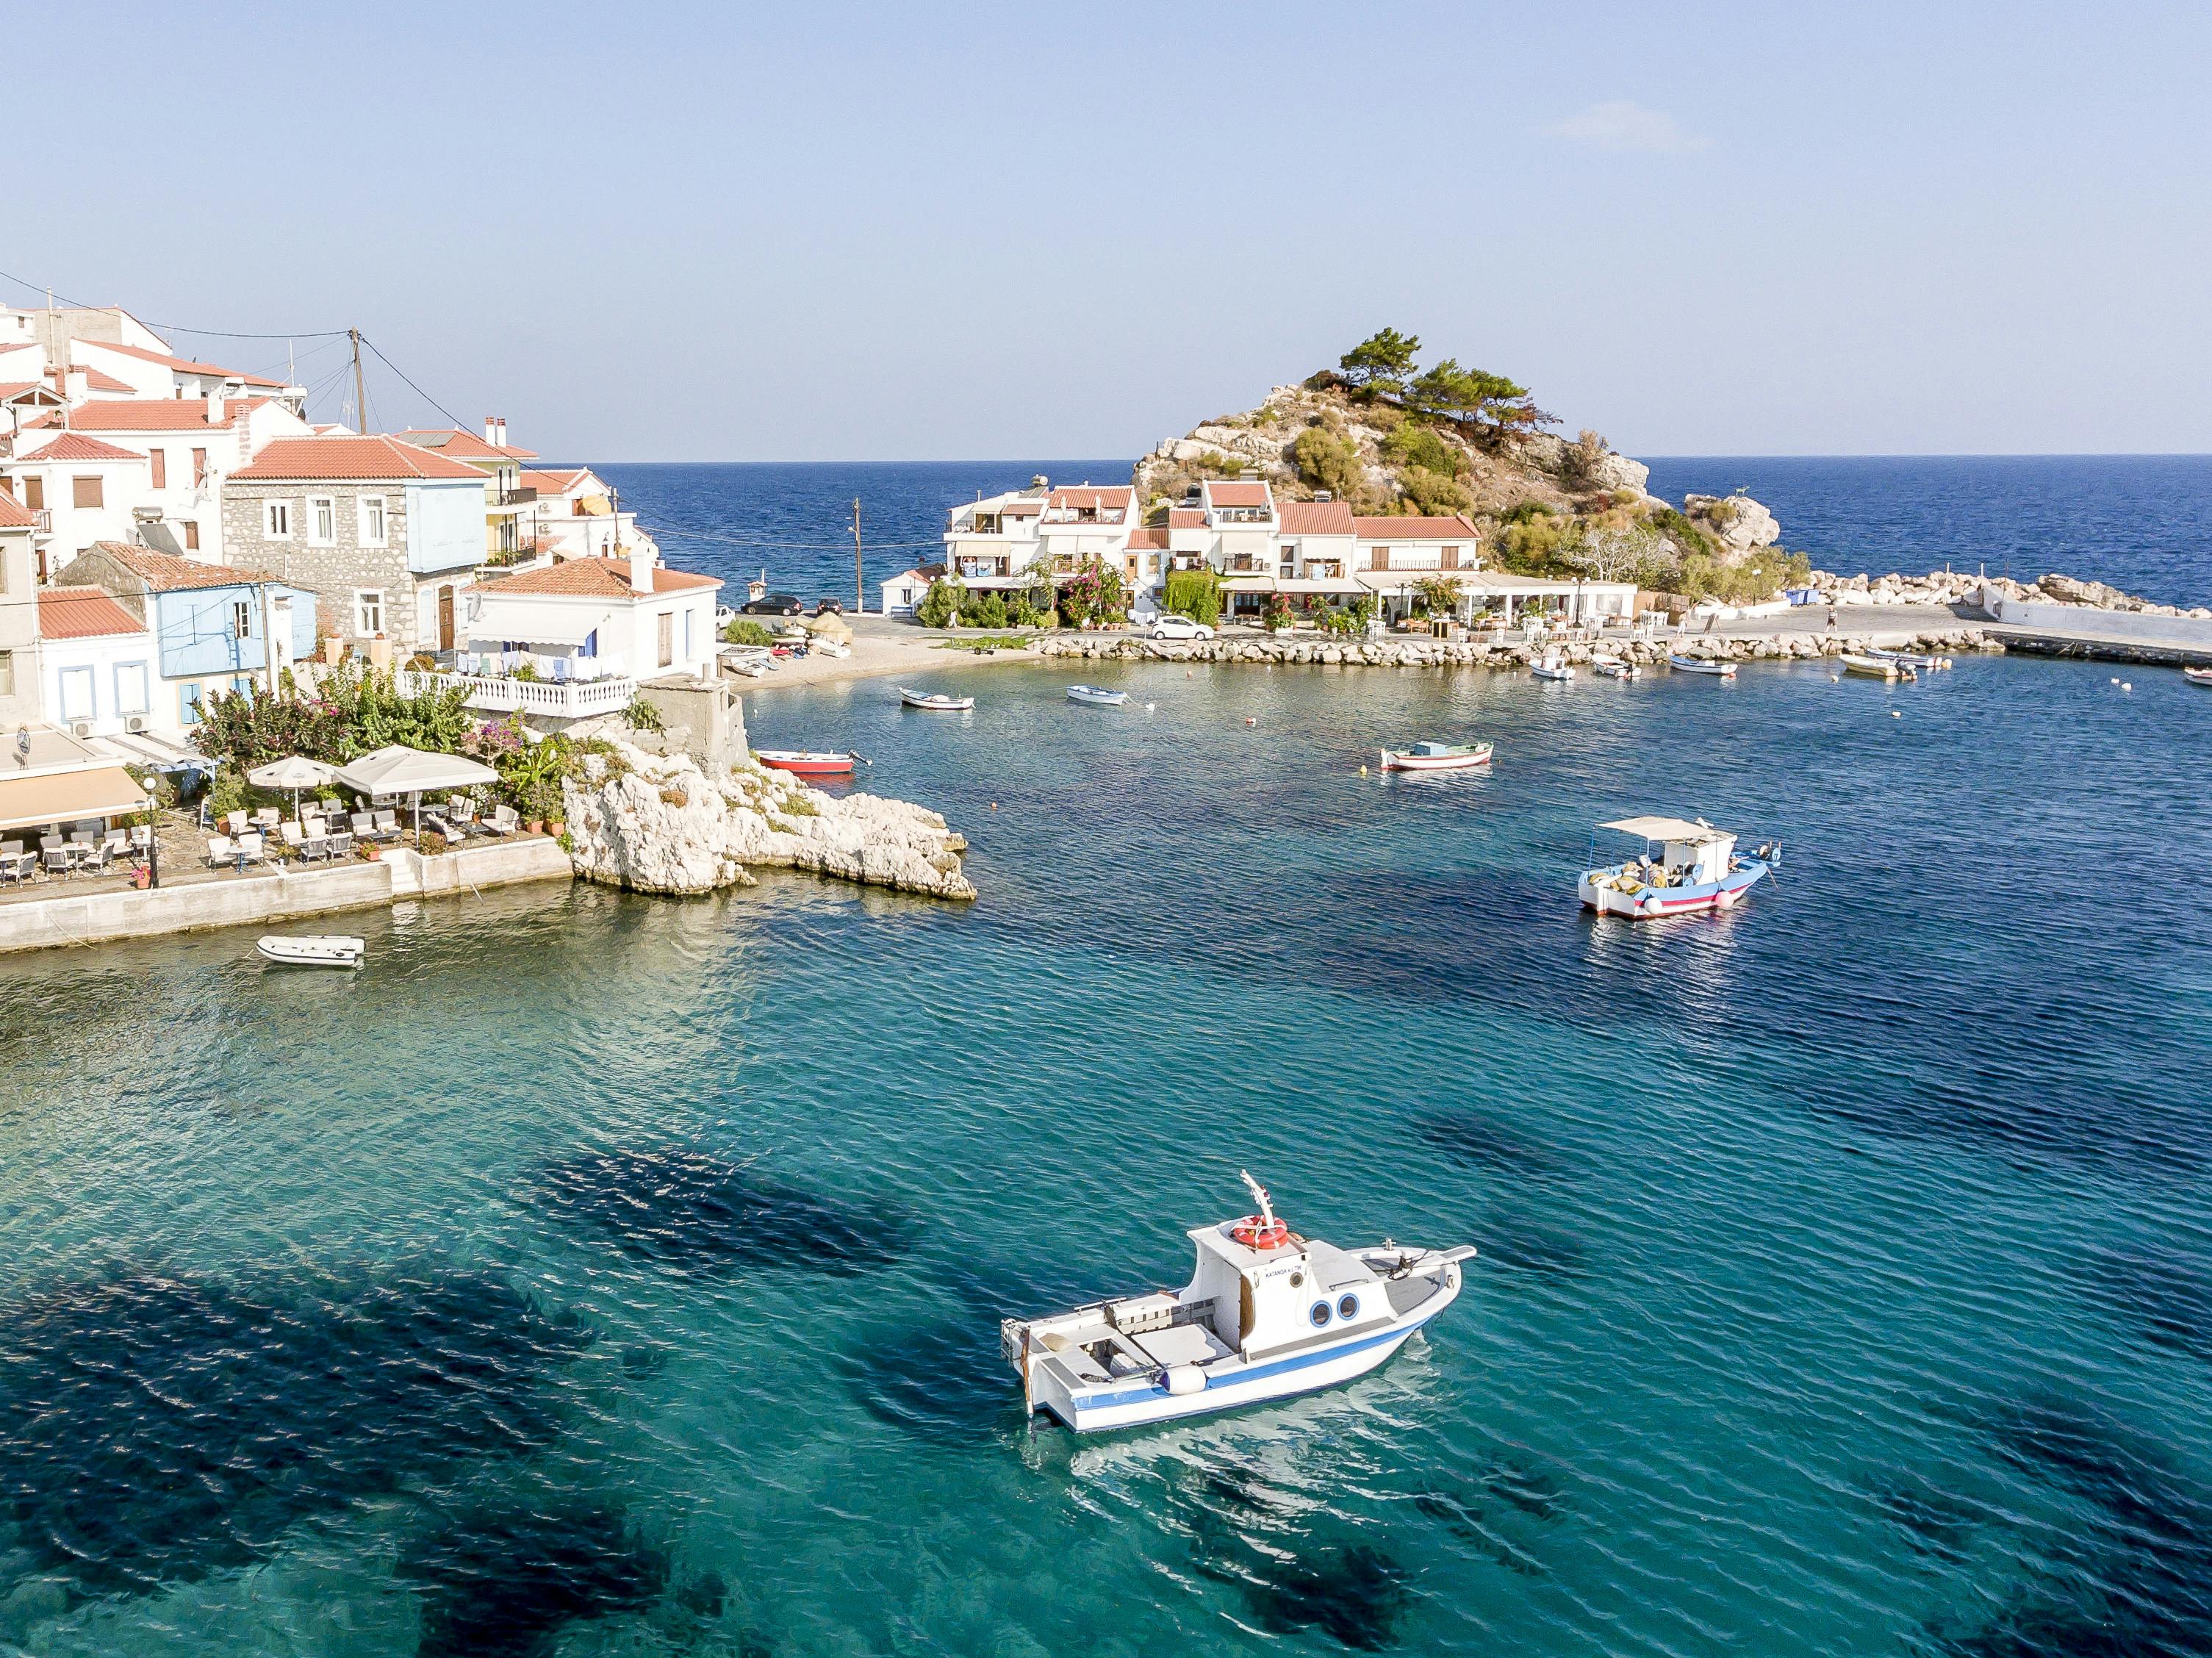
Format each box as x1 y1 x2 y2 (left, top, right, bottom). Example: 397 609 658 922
755 751 855 776
1579 859 1770 919
1668 656 1737 678
1040 1271 1463 1433
257 935 364 967
1531 667 1575 682
1379 745 1492 772
2185 668 2212 689
899 689 972 711
1066 686 1127 706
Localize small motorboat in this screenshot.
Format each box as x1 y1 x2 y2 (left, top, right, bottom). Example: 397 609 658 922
1868 646 1950 672
899 688 974 712
1592 658 1641 680
1379 740 1494 772
1530 648 1576 683
257 935 365 969
2186 667 2212 689
1668 654 1737 678
1577 815 1779 919
754 750 861 777
1066 685 1129 706
1840 653 1914 681
1001 1172 1475 1433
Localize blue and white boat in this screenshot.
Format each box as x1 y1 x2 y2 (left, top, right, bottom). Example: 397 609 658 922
1668 653 1737 678
1002 1173 1474 1433
1066 684 1128 706
1577 814 1780 919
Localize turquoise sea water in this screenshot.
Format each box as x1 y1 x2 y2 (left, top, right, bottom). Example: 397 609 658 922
4 647 2211 1656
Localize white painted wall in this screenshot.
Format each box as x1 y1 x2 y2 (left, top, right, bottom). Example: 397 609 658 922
41 628 164 738
467 586 720 678
403 479 487 575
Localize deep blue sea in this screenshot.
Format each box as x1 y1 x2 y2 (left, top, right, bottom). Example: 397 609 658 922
2 460 2211 1657
585 455 2212 612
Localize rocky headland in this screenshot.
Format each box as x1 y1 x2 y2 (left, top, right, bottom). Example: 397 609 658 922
562 740 974 901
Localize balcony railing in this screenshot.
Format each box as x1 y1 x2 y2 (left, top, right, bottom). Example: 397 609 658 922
497 487 537 506
396 668 635 718
31 509 50 531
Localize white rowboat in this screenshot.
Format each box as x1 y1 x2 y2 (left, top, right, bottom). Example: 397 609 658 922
1840 653 1914 680
1066 685 1128 706
2183 667 2212 689
1592 658 1641 680
1668 654 1737 678
1379 741 1494 772
899 688 974 711
257 935 365 968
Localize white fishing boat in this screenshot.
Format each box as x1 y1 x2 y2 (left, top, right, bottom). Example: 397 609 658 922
1577 815 1779 919
1668 654 1737 678
1840 653 1914 681
256 935 365 968
1066 684 1128 706
1530 648 1576 683
2183 667 2212 689
1379 740 1493 772
899 687 974 711
1002 1173 1475 1433
1592 658 1641 680
1868 646 1950 672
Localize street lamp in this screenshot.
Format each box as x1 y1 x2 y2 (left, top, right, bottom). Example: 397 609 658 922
141 777 159 889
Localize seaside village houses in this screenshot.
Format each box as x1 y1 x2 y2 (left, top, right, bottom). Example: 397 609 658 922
0 301 727 855
888 475 1640 627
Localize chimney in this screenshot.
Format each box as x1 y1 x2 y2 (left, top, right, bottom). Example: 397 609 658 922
498 417 509 448
628 542 653 595
64 369 87 401
207 392 225 423
484 416 499 445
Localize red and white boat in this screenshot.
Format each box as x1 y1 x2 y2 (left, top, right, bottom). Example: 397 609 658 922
1379 740 1493 772
754 750 859 777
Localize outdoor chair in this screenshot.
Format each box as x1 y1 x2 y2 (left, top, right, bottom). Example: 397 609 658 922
326 831 353 859
349 811 376 840
206 836 235 868
79 843 111 875
373 810 400 839
252 807 281 832
101 831 128 857
0 852 29 885
482 805 520 836
42 844 73 875
234 832 268 869
129 825 151 850
280 822 311 861
223 811 251 836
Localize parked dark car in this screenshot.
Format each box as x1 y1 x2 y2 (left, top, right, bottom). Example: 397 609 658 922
741 592 803 616
813 597 846 617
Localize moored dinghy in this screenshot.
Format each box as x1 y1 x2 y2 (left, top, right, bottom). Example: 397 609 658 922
1668 653 1737 678
257 935 365 968
755 750 861 777
1530 647 1575 682
1592 657 1641 680
1066 684 1129 706
899 688 974 711
2183 667 2212 689
1578 814 1779 919
1002 1171 1475 1432
1379 739 1493 772
1840 653 1914 681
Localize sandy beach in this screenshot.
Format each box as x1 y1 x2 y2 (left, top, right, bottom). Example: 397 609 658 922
736 615 1042 692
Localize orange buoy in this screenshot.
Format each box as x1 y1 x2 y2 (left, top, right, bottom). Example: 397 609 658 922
1230 1214 1292 1251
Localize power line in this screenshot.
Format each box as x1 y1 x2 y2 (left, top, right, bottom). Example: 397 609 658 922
356 335 471 434
0 268 348 341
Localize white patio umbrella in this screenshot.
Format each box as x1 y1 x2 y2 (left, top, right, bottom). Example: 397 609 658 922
245 754 339 821
334 744 501 845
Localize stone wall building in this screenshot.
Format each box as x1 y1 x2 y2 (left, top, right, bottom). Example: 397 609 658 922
223 436 488 656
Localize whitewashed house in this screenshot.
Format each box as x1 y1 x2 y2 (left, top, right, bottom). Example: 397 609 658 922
517 467 657 563
469 550 722 681
880 564 942 616
1 433 149 573
35 587 160 740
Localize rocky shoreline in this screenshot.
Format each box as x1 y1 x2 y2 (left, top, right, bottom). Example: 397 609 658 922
1806 567 2211 619
1034 626 1998 672
562 740 974 901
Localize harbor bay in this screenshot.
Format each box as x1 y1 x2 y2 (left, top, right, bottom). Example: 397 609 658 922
4 616 2208 1655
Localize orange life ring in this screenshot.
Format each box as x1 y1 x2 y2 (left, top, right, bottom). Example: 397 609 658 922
1231 1215 1291 1251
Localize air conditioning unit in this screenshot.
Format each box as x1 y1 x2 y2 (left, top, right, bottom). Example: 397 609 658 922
69 720 93 739
125 715 148 733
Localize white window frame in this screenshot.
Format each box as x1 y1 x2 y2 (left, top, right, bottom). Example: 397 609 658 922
263 498 294 539
359 494 387 547
231 600 252 640
354 589 384 637
307 495 336 546
58 664 96 722
115 661 149 716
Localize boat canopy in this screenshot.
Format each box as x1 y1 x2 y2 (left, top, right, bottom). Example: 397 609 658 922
1601 815 1728 844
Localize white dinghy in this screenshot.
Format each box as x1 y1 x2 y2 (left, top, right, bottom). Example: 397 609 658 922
257 935 365 968
1066 684 1129 706
1002 1172 1475 1433
899 687 974 712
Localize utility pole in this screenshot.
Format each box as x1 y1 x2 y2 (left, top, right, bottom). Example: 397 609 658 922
349 329 367 434
852 496 863 614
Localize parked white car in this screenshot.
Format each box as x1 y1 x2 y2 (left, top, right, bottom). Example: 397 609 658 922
1152 614 1215 641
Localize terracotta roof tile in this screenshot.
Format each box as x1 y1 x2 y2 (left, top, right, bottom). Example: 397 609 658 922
1046 486 1133 510
481 557 720 599
1167 508 1204 528
0 492 37 528
1278 500 1356 535
1125 528 1168 550
19 431 145 463
520 467 589 493
49 364 135 393
231 435 487 481
74 338 285 387
1353 514 1481 539
393 428 540 462
37 586 146 639
0 381 63 404
24 396 270 432
1204 481 1271 508
88 540 249 591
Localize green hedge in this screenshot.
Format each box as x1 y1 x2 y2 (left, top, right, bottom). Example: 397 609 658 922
1163 567 1221 626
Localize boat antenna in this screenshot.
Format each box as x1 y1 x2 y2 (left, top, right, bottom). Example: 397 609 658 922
1239 1169 1276 1229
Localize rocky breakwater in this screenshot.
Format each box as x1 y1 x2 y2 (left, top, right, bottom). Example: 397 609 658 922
1811 566 2212 620
1036 626 1997 672
562 740 974 901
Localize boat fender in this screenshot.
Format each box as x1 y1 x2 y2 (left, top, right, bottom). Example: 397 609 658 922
1163 1365 1207 1396
1637 892 1661 916
1715 888 1737 911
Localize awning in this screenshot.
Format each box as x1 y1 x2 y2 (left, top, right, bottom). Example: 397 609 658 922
0 764 148 833
335 744 500 798
1601 816 1728 844
89 731 204 770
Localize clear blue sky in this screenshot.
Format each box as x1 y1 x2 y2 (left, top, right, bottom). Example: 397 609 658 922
14 2 2209 459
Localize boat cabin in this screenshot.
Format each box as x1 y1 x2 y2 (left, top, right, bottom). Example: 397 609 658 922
1603 814 1737 883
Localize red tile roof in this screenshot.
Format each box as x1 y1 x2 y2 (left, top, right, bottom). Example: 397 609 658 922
1000 500 1041 516
231 435 488 481
49 363 135 393
1204 481 1271 508
1167 508 1204 528
1125 528 1168 550
0 492 37 528
1278 500 1357 535
74 338 286 387
521 467 589 494
18 431 145 463
1046 486 1133 510
393 428 539 462
0 381 63 404
37 586 146 639
481 557 720 599
24 396 270 431
87 540 249 591
1353 514 1481 539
